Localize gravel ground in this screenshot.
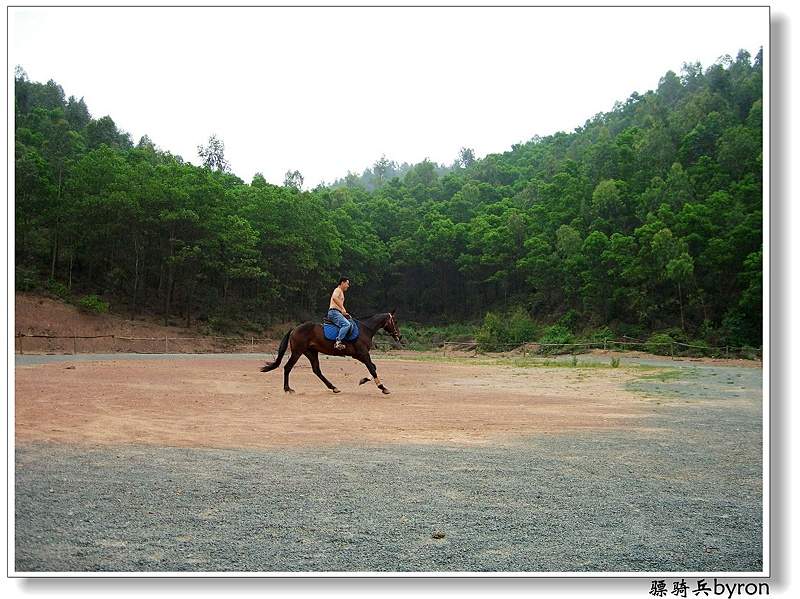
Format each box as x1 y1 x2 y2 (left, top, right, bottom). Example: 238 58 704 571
15 360 762 573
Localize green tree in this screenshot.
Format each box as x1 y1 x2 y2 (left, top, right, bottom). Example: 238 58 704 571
283 169 304 190
457 147 476 168
197 134 230 172
372 154 395 187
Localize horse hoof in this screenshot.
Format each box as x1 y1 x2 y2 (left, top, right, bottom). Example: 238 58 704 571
284 388 295 394
358 377 370 386
381 388 391 395
332 388 341 394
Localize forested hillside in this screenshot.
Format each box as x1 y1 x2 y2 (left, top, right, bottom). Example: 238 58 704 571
328 155 458 191
14 49 763 347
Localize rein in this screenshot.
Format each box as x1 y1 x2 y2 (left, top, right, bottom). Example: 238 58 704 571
354 312 399 340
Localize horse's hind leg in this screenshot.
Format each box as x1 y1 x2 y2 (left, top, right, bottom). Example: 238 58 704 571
305 350 340 393
283 349 303 394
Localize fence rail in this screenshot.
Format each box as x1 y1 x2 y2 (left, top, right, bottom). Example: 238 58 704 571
441 339 762 360
14 333 401 356
14 333 279 355
14 333 761 360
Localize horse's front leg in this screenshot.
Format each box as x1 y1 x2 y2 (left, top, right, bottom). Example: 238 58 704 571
356 352 390 394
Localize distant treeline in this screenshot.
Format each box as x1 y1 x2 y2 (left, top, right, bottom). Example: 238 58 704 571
14 49 762 346
329 155 460 192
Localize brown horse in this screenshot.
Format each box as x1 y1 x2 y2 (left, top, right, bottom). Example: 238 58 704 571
260 310 403 395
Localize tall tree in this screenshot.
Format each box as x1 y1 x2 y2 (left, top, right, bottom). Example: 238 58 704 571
372 154 394 187
197 134 230 172
457 147 476 168
283 169 304 190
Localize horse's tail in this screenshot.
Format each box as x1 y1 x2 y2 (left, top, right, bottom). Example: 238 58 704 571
261 329 292 372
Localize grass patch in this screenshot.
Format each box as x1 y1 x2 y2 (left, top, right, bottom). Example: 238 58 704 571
634 369 691 383
371 350 661 371
625 367 703 399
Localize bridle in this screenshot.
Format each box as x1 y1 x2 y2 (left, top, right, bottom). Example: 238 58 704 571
385 313 402 342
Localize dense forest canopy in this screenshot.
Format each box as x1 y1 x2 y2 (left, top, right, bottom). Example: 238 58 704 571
328 154 461 191
14 49 763 347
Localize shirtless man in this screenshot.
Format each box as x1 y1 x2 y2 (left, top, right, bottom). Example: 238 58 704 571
328 277 353 350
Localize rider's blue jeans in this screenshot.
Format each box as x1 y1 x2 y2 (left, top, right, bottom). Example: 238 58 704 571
327 309 352 342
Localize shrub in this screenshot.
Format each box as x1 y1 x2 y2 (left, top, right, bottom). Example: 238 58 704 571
399 323 479 350
477 308 537 352
78 294 109 314
589 326 615 342
739 347 761 361
660 327 689 344
46 278 70 300
507 308 538 346
16 266 40 292
477 312 506 352
390 324 420 349
538 324 574 355
645 333 674 356
614 322 646 341
718 310 757 348
558 309 579 331
610 357 620 368
538 324 573 345
698 319 719 345
684 339 711 357
371 322 479 351
440 322 479 342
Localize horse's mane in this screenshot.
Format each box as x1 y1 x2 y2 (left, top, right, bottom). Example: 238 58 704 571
357 312 390 333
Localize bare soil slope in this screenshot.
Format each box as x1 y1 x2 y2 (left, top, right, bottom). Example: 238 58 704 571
14 293 283 354
15 292 203 338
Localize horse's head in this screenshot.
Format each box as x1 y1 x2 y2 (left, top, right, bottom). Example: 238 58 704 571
383 309 403 344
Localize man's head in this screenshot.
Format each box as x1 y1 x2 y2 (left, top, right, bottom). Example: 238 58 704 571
338 277 351 291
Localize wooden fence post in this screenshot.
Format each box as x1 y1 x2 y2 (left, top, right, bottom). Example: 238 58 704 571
165 336 168 353
73 336 77 355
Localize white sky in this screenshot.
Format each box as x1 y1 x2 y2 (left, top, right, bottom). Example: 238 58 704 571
10 5 768 188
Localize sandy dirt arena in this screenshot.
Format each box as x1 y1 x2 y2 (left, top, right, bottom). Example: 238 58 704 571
14 353 764 573
15 356 654 449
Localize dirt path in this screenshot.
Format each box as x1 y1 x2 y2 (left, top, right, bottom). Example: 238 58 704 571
16 356 652 449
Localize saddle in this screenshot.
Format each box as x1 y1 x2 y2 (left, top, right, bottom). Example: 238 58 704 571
321 317 360 342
